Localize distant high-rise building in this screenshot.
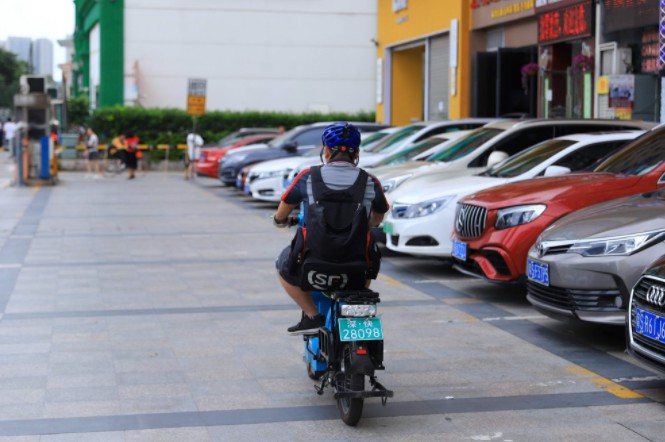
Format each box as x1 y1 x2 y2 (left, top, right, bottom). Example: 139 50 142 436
32 39 54 76
7 37 32 64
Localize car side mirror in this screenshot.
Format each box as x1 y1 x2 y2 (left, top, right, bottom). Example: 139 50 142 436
543 165 572 177
487 150 509 167
283 141 298 152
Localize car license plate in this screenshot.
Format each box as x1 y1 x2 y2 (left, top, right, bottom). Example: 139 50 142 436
338 317 383 342
383 221 393 235
282 179 291 190
452 239 467 261
243 184 251 194
635 308 665 343
527 259 549 286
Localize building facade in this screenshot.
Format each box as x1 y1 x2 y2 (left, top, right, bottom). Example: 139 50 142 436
32 39 54 77
375 0 471 125
470 0 538 118
73 0 378 113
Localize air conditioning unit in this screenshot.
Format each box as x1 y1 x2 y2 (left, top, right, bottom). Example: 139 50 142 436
19 75 47 94
599 43 633 75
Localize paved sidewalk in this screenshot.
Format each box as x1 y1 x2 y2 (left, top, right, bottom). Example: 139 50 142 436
0 171 663 441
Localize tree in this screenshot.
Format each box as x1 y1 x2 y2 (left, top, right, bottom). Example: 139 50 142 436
67 95 90 127
0 48 27 109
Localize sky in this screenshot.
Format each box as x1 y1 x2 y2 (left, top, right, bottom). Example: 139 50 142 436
0 0 76 81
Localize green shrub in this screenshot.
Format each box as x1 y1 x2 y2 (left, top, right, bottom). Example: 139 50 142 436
88 107 377 146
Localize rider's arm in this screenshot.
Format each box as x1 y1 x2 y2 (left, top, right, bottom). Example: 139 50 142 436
274 201 298 225
369 210 385 228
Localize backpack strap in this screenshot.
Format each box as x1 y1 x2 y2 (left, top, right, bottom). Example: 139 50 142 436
310 165 368 204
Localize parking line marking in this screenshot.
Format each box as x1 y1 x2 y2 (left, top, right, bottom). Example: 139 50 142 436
378 274 409 287
566 365 643 399
444 298 483 305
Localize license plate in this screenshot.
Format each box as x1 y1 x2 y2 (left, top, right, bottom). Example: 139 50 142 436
338 317 383 342
635 308 665 343
243 184 251 194
282 179 291 190
527 259 549 286
452 239 467 261
383 222 393 235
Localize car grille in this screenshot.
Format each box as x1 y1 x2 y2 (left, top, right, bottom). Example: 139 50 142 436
527 281 621 311
630 275 665 359
220 169 236 180
455 204 487 238
391 204 408 218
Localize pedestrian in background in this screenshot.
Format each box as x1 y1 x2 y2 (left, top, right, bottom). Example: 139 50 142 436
3 118 17 157
85 127 101 179
125 134 139 179
185 131 204 180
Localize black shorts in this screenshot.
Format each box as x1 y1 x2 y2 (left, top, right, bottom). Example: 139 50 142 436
276 245 299 286
87 151 99 161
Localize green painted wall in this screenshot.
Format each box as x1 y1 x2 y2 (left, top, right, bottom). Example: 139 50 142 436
73 0 124 108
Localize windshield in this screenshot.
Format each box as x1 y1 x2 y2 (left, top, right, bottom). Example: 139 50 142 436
359 131 389 149
594 130 664 175
427 128 503 162
481 139 575 178
372 138 445 167
364 124 424 153
267 126 303 148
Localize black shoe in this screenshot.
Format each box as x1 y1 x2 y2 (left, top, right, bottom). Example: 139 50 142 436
287 313 325 335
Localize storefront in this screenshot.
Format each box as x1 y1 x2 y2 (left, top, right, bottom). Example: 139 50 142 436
376 0 471 125
536 0 595 119
470 0 539 118
596 0 660 121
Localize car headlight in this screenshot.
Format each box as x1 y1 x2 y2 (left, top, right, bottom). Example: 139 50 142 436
341 304 377 317
257 170 283 180
382 174 412 193
567 230 665 257
495 204 546 230
404 196 455 218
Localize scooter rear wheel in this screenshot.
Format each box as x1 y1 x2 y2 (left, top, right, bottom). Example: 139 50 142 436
337 372 364 426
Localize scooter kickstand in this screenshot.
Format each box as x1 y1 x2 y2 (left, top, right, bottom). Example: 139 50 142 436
314 375 328 396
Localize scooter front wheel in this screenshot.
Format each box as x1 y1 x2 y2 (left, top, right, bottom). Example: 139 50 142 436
337 371 364 426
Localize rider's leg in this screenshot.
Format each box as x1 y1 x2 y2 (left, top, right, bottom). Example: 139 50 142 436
278 274 318 318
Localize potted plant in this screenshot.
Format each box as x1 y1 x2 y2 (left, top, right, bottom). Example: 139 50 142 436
520 62 539 95
572 54 593 75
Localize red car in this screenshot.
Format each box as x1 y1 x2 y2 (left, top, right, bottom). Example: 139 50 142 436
196 134 276 178
450 126 665 283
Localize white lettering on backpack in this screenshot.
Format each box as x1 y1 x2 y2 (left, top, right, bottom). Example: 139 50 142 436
307 271 349 290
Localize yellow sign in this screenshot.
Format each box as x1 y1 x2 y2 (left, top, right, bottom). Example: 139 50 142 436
597 76 609 95
491 0 534 19
614 107 632 120
187 95 206 116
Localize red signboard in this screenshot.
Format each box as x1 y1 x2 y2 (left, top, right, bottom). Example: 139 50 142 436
538 0 593 44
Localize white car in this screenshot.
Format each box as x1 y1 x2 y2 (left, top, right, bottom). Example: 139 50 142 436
383 131 645 258
247 127 399 202
359 118 498 168
383 119 655 200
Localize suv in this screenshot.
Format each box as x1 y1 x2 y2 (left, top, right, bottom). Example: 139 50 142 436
451 122 663 284
627 254 665 374
218 121 388 186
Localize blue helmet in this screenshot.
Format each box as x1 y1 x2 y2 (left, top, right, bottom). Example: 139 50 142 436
321 122 361 152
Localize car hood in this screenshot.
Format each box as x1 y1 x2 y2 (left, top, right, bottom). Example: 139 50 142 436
541 189 665 241
249 156 311 173
359 153 389 168
223 143 270 158
392 175 510 205
645 255 665 278
462 172 641 209
370 161 431 181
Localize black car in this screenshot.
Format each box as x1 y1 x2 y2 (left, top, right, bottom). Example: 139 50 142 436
218 121 389 186
627 255 665 374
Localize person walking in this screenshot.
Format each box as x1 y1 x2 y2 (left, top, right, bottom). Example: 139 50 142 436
3 118 17 157
85 127 101 179
185 131 204 180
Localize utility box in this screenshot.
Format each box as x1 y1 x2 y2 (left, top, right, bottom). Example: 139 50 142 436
14 75 55 182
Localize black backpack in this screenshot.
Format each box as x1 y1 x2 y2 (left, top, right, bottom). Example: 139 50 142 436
290 166 380 291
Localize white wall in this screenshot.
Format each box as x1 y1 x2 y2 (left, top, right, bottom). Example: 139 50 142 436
124 0 377 113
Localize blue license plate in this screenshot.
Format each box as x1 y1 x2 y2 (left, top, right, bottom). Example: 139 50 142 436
527 259 549 286
635 308 665 343
452 239 467 261
243 184 251 194
338 317 383 342
282 179 291 190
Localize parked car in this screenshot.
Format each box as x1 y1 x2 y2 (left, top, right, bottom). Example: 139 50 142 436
450 122 662 284
627 254 665 373
196 134 276 178
359 119 498 168
527 188 665 325
384 131 643 259
383 119 655 199
218 121 388 186
212 127 281 147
